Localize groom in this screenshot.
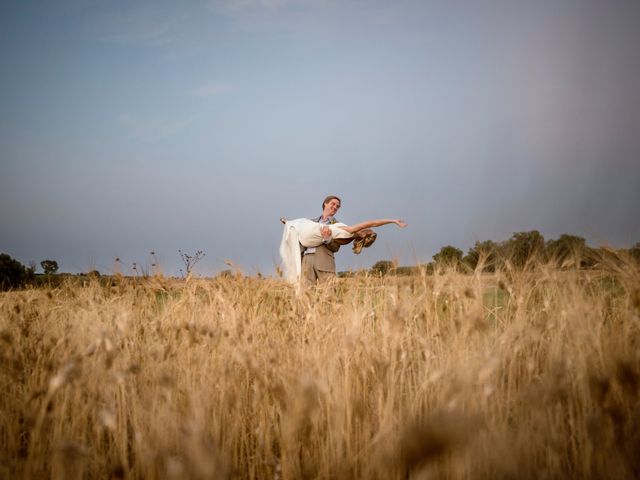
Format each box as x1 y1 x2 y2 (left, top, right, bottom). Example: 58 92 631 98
301 195 347 284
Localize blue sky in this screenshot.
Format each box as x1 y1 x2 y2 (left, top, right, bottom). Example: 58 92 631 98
1 0 639 276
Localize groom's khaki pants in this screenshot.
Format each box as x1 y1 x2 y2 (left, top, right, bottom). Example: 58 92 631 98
301 254 335 285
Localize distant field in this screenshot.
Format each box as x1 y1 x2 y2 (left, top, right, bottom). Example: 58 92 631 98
1 262 639 479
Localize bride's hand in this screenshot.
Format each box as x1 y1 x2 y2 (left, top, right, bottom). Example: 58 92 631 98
396 219 408 228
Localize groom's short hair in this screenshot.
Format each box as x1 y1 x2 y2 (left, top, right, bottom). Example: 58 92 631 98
322 195 341 209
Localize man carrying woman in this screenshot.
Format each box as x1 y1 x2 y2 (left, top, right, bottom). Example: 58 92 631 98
279 195 407 285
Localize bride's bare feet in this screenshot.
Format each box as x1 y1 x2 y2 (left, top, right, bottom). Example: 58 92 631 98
280 217 287 224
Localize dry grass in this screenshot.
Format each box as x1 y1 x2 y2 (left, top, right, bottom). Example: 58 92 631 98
1 259 639 479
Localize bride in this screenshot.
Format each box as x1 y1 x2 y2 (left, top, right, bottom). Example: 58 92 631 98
279 217 407 284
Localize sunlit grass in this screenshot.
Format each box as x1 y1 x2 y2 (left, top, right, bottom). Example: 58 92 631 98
1 259 639 479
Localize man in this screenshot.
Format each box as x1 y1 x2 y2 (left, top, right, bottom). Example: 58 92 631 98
301 195 347 284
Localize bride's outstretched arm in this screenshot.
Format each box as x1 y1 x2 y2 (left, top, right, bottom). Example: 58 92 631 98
341 219 407 234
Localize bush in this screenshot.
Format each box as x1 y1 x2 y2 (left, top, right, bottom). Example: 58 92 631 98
371 260 395 276
0 253 28 291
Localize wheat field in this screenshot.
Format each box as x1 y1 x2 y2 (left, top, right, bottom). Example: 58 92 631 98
1 257 639 479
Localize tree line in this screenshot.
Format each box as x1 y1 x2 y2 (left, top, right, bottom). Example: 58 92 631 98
0 255 65 290
2 231 639 289
367 231 640 276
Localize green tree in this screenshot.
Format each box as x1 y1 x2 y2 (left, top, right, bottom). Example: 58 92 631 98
504 231 545 268
463 240 500 272
40 259 59 275
371 260 394 276
433 245 463 269
545 234 587 268
0 253 28 290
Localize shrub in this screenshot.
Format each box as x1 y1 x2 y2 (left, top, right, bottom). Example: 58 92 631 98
0 253 28 290
371 260 395 276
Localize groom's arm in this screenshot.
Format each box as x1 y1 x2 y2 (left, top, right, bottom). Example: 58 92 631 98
319 225 341 252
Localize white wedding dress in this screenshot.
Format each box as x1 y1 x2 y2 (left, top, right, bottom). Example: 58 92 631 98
279 219 353 283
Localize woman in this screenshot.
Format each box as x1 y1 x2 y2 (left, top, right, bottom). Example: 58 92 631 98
279 217 407 284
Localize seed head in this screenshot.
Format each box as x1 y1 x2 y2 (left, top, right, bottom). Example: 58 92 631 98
48 361 80 395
